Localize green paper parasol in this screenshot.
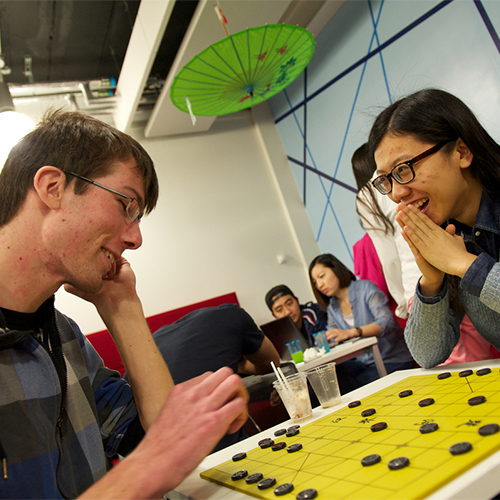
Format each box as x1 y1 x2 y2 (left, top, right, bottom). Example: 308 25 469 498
170 23 315 117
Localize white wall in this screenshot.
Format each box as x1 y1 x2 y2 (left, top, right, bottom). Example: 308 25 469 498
53 103 320 334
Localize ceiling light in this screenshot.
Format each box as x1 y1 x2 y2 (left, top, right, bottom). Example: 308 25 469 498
0 28 35 170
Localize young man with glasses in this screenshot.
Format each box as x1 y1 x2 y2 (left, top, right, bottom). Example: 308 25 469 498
0 110 247 499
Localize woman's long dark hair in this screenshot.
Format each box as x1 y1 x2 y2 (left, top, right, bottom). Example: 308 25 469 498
352 143 394 235
308 254 356 311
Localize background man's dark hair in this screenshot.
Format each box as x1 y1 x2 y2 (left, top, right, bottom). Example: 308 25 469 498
265 284 296 311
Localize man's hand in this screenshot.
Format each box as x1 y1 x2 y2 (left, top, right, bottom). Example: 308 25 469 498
67 257 175 431
78 367 249 500
64 257 138 315
270 388 282 407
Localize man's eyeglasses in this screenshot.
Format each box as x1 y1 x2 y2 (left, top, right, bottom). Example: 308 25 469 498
64 171 142 222
372 140 453 195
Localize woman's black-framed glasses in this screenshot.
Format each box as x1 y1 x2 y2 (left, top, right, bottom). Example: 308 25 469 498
64 171 142 222
372 140 452 195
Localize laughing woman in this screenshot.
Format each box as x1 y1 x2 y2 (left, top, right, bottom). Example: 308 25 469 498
309 254 414 386
368 88 500 368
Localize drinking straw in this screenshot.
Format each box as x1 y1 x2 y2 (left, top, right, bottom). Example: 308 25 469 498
271 361 293 395
271 361 282 383
277 365 288 384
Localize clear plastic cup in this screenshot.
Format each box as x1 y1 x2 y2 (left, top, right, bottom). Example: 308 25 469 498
306 362 341 409
313 330 330 353
272 372 312 423
286 339 304 364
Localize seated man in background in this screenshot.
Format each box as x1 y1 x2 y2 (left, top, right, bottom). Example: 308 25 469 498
265 285 327 347
149 304 280 452
266 285 364 396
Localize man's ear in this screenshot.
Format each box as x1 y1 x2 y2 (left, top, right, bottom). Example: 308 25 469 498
456 138 473 170
33 166 67 210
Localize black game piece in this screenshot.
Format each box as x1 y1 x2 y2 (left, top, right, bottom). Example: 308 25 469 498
258 477 277 490
449 442 472 455
478 423 500 436
361 408 376 417
287 425 300 432
388 457 410 470
459 369 474 378
232 452 247 462
259 438 274 449
286 427 300 437
399 390 413 398
418 397 435 407
274 483 294 496
272 442 287 451
231 470 248 481
370 422 387 432
287 443 303 453
245 472 264 484
361 454 381 466
420 422 439 434
468 395 486 406
274 428 287 437
437 372 451 380
477 368 492 376
296 488 318 500
348 400 361 408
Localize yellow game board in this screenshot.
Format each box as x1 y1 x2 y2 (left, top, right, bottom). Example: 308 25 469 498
201 369 500 499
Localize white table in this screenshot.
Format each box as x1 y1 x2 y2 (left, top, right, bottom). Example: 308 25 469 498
242 337 387 403
169 359 500 500
295 336 387 377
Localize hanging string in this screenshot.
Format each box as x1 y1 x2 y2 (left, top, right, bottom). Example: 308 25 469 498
185 96 196 126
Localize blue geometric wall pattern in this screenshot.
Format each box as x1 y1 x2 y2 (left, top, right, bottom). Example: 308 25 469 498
268 0 500 272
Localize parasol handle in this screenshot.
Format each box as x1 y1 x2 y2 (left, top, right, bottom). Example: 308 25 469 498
214 3 229 37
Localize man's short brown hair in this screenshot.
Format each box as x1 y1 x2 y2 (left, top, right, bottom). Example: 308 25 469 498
0 109 159 227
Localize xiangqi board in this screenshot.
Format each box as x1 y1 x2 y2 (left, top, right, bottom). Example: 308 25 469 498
200 369 500 499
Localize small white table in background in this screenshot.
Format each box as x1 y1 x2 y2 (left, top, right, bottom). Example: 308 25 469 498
295 336 387 377
242 337 387 402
